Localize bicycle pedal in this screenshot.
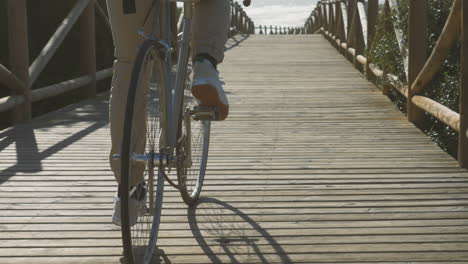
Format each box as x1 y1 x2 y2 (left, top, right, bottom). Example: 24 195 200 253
190 105 218 121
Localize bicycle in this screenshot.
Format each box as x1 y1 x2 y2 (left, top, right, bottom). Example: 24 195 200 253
113 0 250 263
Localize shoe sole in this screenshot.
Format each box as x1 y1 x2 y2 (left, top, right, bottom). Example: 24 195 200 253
192 84 229 121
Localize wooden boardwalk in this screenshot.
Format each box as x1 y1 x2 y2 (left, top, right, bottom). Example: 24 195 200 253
1 35 468 263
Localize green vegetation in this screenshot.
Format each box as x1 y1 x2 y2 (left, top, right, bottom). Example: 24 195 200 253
369 0 460 157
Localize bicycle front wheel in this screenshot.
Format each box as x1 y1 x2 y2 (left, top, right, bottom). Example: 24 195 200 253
176 61 211 206
120 39 169 264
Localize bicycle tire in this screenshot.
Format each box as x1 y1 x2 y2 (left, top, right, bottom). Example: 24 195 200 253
176 60 211 206
120 39 168 264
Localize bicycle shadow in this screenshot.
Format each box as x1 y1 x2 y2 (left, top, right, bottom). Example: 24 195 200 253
187 197 292 264
119 247 172 264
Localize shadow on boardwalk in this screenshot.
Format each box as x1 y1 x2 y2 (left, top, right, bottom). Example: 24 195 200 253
187 197 292 264
0 96 109 183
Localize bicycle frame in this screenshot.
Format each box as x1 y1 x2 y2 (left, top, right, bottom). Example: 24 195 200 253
171 1 193 155
138 0 194 161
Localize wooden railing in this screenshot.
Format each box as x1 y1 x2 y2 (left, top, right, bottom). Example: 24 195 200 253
305 0 468 168
230 1 255 35
1 0 113 124
1 0 254 127
257 25 307 35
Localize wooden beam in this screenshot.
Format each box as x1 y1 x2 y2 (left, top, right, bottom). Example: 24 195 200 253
6 0 31 123
94 0 111 32
0 68 112 113
412 95 460 133
0 64 27 95
388 0 409 79
356 0 367 48
354 0 366 71
340 1 348 41
460 0 468 168
411 0 462 95
28 0 91 87
347 0 356 36
408 0 428 128
79 1 97 98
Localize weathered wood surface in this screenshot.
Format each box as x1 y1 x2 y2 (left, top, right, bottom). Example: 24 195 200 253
1 35 468 263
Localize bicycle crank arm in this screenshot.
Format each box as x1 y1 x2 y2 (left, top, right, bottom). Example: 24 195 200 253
112 153 176 166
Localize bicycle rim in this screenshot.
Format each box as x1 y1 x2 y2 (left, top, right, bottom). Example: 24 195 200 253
176 61 211 206
120 39 168 264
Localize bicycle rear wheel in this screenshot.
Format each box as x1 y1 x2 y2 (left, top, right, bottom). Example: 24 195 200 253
120 39 169 264
176 60 211 206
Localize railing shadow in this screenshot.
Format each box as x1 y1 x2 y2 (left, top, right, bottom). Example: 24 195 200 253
187 197 292 264
225 33 250 52
0 95 109 183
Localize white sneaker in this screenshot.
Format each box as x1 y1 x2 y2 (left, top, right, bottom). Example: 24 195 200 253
112 186 147 226
191 58 229 121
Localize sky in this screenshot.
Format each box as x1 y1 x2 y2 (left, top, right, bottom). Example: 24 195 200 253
233 0 386 28
233 0 318 28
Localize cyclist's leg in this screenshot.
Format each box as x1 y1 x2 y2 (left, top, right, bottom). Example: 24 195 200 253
107 0 155 186
191 0 231 64
191 0 231 120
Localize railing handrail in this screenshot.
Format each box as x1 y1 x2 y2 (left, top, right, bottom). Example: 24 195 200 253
256 25 307 35
305 0 468 168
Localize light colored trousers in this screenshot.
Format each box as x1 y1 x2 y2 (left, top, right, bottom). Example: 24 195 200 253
107 0 231 185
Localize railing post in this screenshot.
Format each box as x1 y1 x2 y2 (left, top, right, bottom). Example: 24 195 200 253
366 0 378 82
243 11 247 33
347 0 356 35
322 2 328 32
319 3 324 31
7 0 31 123
317 4 322 30
229 1 234 36
333 0 339 37
234 3 239 32
459 0 468 168
237 5 243 33
315 11 319 32
328 0 332 35
79 0 97 98
408 0 428 128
